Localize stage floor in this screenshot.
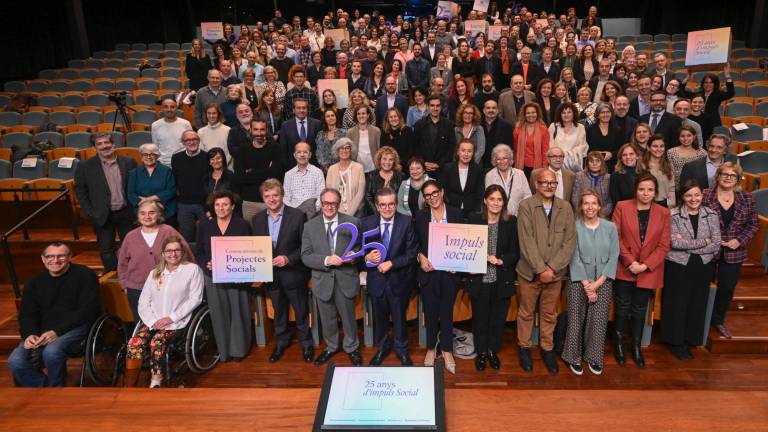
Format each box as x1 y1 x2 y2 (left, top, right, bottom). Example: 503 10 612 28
1 387 766 431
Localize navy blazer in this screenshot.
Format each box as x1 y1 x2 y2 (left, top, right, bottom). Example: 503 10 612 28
638 111 682 149
360 212 418 297
679 154 737 191
278 116 322 168
375 94 410 128
465 212 520 298
414 205 464 286
251 205 309 290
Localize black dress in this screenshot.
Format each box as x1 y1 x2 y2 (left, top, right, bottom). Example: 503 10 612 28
586 122 624 172
185 54 213 91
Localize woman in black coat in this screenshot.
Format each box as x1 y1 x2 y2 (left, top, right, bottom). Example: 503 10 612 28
441 139 486 220
466 185 519 371
415 179 463 374
689 68 735 126
572 45 600 87
185 39 213 91
380 107 415 169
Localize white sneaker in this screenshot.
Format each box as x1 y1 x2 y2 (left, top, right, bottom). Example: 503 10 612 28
568 362 584 376
588 363 603 375
149 375 163 388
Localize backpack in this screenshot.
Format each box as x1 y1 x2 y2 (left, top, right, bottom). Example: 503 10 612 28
452 328 477 359
11 139 55 162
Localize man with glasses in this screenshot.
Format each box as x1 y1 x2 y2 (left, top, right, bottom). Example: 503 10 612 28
680 134 737 189
171 130 209 242
75 133 137 272
516 169 576 374
360 187 418 366
151 97 193 167
9 242 100 387
528 146 575 201
639 90 682 148
301 188 363 367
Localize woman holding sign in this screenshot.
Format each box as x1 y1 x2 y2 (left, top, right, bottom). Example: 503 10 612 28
415 179 463 374
466 185 519 371
196 190 253 362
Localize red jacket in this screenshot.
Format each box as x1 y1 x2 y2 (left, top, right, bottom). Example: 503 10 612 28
612 200 670 289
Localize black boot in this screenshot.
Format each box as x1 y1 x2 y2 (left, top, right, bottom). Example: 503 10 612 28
631 317 646 369
613 316 627 366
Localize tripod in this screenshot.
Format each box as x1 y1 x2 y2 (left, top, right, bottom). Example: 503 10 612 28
111 99 135 132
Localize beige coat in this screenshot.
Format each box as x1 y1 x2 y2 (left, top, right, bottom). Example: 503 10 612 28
498 89 535 125
326 161 366 216
516 193 577 282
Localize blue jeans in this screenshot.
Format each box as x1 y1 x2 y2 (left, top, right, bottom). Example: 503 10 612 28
177 203 206 244
8 325 88 387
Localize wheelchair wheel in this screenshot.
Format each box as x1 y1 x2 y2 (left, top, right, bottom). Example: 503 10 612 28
185 305 220 373
85 314 128 386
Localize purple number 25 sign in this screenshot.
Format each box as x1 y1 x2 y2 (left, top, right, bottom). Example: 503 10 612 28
332 222 387 268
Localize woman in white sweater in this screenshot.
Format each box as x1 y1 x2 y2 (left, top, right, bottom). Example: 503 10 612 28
325 137 366 216
548 102 587 172
198 103 232 169
484 144 531 216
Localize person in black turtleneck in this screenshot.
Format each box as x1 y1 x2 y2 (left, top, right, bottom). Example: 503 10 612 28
609 143 640 206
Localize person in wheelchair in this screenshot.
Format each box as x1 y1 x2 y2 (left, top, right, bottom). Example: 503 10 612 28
118 200 193 322
124 236 204 388
9 242 100 387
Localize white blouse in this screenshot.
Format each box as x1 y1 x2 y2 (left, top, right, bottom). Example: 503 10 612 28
484 167 532 216
548 122 588 172
138 262 204 330
357 129 374 172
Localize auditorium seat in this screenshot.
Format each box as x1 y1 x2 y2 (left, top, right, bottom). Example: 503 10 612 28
70 80 93 92
126 131 151 148
37 94 62 108
93 50 110 59
138 79 160 91
160 78 181 91
131 43 147 51
27 79 49 93
39 69 58 80
85 59 104 69
115 147 142 165
0 147 11 161
115 78 137 92
162 58 181 68
78 69 99 80
13 159 46 179
731 123 764 142
132 109 158 125
134 92 158 106
76 110 101 126
748 85 768 98
736 58 758 69
100 67 121 78
78 147 96 159
58 69 80 80
0 159 10 179
141 68 161 78
48 158 80 180
148 43 164 51
162 67 181 78
104 110 129 127
4 81 26 93
671 41 687 51
0 178 27 201
65 131 93 149
0 111 21 126
166 42 181 50
34 131 64 148
125 51 144 60
724 102 754 117
62 92 85 107
756 101 768 118
46 147 79 160
49 80 71 92
2 132 33 149
86 92 110 107
21 112 49 129
742 69 765 82
49 111 76 129
120 68 141 79
181 42 192 51
115 43 130 51
93 79 115 92
68 59 86 69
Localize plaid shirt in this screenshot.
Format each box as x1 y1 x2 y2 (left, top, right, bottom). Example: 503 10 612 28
704 187 759 263
282 86 319 120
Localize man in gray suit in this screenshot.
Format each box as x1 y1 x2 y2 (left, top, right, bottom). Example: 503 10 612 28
301 188 363 366
74 132 136 272
498 74 535 125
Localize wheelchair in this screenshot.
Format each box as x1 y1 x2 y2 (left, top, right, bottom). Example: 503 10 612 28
79 273 219 387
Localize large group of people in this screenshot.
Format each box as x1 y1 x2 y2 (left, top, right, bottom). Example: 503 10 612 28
8 4 762 387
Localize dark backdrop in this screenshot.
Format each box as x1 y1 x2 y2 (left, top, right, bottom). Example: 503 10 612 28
0 0 764 83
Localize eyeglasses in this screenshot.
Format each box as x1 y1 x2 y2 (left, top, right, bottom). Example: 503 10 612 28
537 180 559 187
321 201 339 208
163 249 182 255
423 190 441 200
720 173 739 179
182 138 200 142
43 254 69 261
140 153 158 158
547 154 564 159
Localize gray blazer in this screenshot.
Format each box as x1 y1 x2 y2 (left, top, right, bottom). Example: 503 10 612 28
570 219 620 282
667 206 721 265
301 213 360 302
74 155 137 227
430 66 453 96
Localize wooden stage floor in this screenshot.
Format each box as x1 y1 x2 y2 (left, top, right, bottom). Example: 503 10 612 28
1 387 767 431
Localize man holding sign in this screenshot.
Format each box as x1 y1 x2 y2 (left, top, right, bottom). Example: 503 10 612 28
516 169 575 374
301 188 363 367
361 188 419 366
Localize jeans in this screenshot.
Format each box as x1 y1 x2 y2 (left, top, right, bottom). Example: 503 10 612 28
711 257 743 326
177 203 206 244
94 207 134 272
8 325 89 387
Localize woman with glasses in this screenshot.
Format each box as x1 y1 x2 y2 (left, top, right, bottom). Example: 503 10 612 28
484 144 531 217
118 200 192 325
454 103 485 165
611 174 670 368
704 162 759 338
128 143 177 226
125 236 203 388
196 190 253 362
466 185 519 371
414 179 463 374
326 137 366 216
396 157 431 217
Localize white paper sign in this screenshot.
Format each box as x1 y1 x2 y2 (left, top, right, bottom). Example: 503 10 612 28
324 28 349 50
732 122 748 131
58 157 75 169
21 158 38 168
428 223 488 273
488 25 504 41
685 27 732 68
436 1 460 19
473 0 490 12
201 22 224 41
317 79 350 108
464 20 488 37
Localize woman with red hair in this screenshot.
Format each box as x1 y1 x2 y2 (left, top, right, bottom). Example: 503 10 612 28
514 102 550 178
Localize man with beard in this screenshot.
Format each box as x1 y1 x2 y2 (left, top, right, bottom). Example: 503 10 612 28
226 103 254 159
235 119 284 222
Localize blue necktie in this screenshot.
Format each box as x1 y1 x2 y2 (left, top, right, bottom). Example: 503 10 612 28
326 221 334 253
382 222 391 249
299 120 307 141
650 113 659 132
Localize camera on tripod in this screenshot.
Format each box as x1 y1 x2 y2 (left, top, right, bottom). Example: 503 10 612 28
108 91 128 105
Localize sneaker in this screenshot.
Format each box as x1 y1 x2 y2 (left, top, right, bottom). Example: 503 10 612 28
588 363 603 375
568 362 584 376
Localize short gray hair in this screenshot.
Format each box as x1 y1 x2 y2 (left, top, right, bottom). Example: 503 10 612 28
490 144 513 167
331 137 358 160
138 143 160 155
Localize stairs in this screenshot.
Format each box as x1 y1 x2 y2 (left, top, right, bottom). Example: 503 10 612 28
707 265 768 354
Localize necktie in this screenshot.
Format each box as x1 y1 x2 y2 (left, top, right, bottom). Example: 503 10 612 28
326 221 335 253
299 120 307 141
650 114 659 132
382 222 391 249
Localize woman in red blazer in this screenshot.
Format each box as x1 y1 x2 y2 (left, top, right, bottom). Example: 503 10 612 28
513 102 550 179
611 173 670 369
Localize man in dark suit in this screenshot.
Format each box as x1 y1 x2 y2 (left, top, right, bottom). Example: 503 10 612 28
481 99 514 169
74 132 137 272
651 53 676 87
639 91 682 148
252 179 313 364
375 76 409 128
509 46 542 90
412 95 456 177
347 59 368 93
360 188 418 366
628 75 652 119
613 96 638 144
301 188 363 367
679 135 737 190
587 58 615 103
422 31 439 67
537 47 561 84
278 98 321 168
475 41 503 90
